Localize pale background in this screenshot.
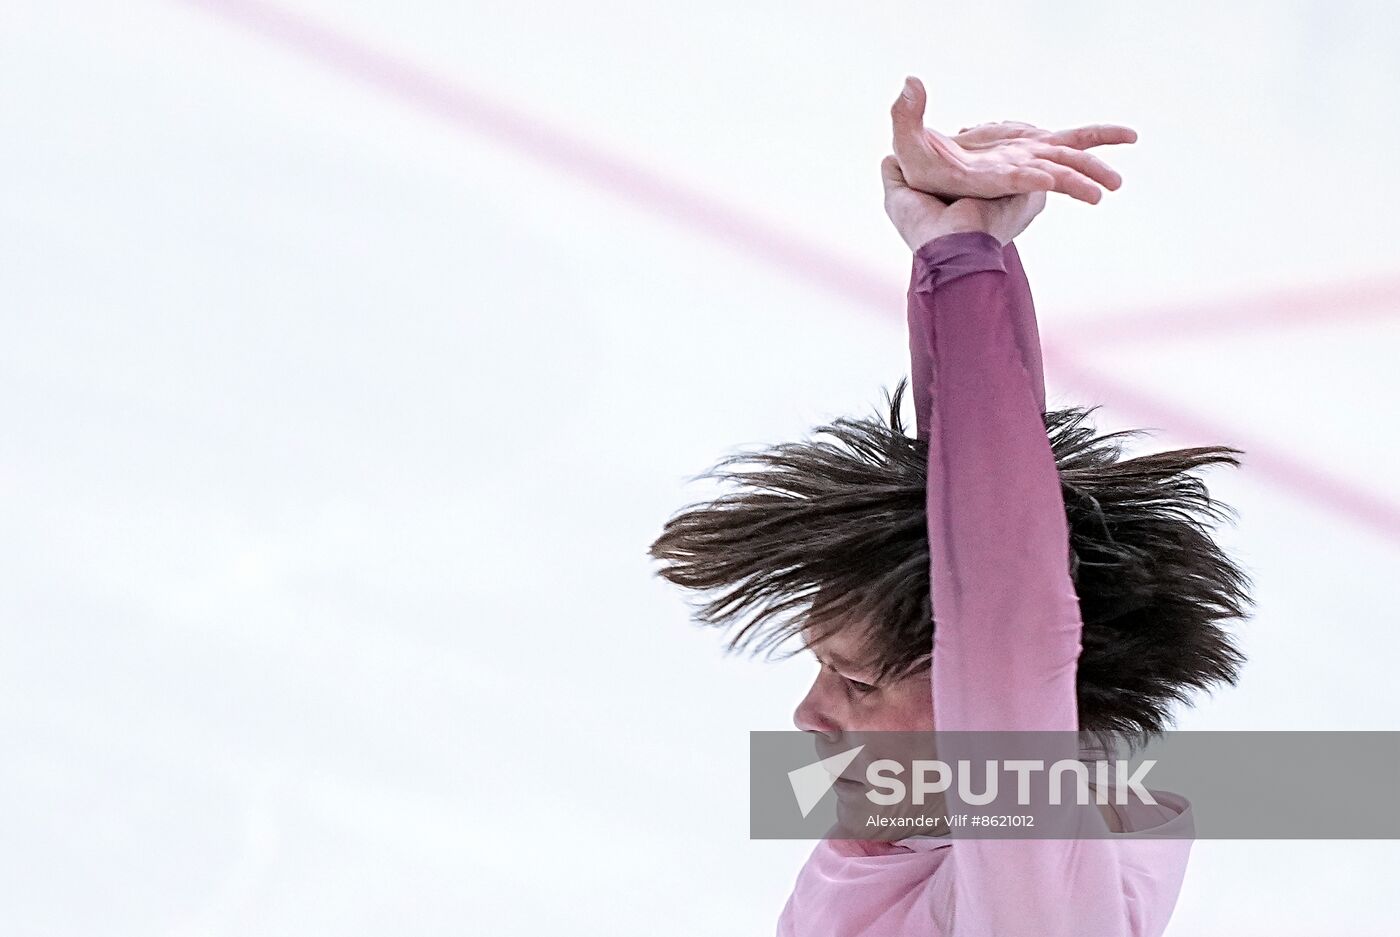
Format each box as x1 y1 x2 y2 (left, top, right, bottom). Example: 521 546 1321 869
3 1 1398 934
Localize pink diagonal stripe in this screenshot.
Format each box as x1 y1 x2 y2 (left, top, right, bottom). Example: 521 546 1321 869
180 0 899 316
180 0 1400 544
1047 343 1400 540
1059 274 1400 346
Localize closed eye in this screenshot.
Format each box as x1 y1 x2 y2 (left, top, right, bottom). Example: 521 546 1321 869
842 674 879 695
812 650 880 696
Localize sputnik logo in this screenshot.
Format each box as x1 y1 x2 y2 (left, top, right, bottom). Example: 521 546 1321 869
787 745 865 817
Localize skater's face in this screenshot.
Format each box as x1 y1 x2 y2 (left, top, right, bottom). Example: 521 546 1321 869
792 621 934 736
792 620 943 839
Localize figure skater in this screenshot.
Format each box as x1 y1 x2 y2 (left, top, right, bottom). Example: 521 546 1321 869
648 76 1253 936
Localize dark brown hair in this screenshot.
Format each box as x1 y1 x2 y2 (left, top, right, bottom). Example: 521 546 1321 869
647 379 1254 743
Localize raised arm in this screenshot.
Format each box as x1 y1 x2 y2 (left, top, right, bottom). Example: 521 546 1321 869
909 231 1077 735
907 238 1045 439
888 71 1134 436
910 231 1131 936
1003 241 1047 414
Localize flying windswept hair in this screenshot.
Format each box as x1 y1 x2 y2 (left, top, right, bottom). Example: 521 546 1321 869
647 378 1254 743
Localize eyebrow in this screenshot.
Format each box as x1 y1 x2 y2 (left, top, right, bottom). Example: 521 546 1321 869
807 645 860 671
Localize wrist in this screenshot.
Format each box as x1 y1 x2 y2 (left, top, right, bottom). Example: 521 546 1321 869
909 230 1005 292
909 222 992 254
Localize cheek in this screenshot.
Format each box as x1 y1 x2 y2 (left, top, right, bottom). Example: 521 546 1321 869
863 678 934 732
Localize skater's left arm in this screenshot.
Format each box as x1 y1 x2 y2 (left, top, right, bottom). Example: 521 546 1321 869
884 77 1143 936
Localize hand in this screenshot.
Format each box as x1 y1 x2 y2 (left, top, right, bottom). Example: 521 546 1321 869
881 155 1046 251
891 76 1136 205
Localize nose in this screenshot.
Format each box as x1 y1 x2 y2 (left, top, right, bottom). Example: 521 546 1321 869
793 674 840 739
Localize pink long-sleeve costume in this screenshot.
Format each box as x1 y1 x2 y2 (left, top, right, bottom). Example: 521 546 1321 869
777 233 1193 937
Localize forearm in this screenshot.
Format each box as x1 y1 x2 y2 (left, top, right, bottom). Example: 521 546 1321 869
906 233 1047 437
1002 241 1048 414
909 232 1079 733
911 232 1127 935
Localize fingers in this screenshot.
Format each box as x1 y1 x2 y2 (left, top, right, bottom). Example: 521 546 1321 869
1046 124 1138 149
890 76 929 161
1026 157 1104 204
1002 164 1057 194
957 121 1137 152
1026 142 1123 191
880 154 907 193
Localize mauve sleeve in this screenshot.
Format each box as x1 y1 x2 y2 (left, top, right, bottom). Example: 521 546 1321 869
1003 241 1048 415
907 239 1045 439
908 231 1135 936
